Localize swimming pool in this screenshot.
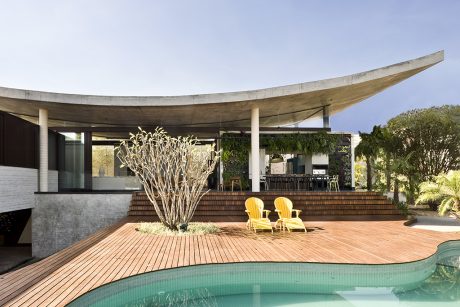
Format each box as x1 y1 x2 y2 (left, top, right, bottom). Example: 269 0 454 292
69 240 460 306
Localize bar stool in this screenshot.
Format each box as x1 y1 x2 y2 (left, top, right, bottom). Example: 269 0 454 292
260 175 268 191
297 175 305 190
312 176 319 191
282 175 291 191
328 175 340 192
290 176 297 191
230 176 242 191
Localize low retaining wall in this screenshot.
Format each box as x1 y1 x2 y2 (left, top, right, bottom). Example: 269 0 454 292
32 193 131 258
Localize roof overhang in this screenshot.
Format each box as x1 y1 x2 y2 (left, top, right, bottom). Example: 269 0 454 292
0 51 444 128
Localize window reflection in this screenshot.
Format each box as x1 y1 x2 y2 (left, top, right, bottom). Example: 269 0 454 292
91 137 141 190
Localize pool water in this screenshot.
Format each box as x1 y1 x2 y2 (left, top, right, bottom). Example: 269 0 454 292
69 241 460 307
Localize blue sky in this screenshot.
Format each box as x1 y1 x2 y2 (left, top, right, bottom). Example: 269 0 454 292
0 0 458 132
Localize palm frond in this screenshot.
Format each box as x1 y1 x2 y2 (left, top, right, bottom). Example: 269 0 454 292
416 192 442 205
417 171 460 218
438 198 455 216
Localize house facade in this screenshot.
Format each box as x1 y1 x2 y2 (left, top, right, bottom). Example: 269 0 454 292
0 51 444 257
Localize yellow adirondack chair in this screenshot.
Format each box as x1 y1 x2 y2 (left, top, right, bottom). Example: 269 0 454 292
245 197 273 233
274 197 306 232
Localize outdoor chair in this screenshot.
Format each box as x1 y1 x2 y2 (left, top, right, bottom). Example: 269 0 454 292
328 175 340 192
274 197 306 232
245 197 273 233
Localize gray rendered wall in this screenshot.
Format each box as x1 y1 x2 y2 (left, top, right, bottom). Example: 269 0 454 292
32 193 131 258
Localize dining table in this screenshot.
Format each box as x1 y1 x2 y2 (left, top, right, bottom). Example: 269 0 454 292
264 174 330 191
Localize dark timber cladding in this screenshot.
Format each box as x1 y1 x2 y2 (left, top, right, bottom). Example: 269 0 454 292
0 111 61 170
0 111 38 168
129 191 404 221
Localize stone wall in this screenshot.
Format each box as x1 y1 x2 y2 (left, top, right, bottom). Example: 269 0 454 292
32 193 131 258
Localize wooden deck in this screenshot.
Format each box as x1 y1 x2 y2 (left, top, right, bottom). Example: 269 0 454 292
0 218 459 306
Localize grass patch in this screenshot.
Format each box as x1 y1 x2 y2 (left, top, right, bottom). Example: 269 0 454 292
137 222 220 236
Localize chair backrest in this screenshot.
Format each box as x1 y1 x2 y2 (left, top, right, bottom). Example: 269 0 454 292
274 197 293 219
245 197 264 219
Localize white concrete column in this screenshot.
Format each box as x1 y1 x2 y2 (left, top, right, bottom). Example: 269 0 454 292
251 107 260 192
351 134 357 190
39 108 48 192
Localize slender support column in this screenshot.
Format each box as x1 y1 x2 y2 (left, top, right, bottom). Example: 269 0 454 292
39 108 48 192
84 132 92 190
251 107 260 192
323 106 330 128
351 134 356 190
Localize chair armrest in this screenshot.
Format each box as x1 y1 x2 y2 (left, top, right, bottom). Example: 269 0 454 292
263 209 271 218
292 209 301 218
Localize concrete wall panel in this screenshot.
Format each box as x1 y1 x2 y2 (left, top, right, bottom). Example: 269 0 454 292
32 193 131 258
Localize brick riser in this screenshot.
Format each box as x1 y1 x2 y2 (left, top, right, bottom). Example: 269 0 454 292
128 191 405 221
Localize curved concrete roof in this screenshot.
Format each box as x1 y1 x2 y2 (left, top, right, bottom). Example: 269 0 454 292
0 51 444 127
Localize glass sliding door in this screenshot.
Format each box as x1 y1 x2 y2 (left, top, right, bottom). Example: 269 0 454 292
59 132 85 189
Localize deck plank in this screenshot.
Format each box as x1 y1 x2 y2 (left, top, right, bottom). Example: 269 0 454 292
0 219 459 306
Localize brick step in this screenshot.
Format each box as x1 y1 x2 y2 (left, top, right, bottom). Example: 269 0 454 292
130 198 391 205
129 191 404 221
132 195 389 199
130 192 384 199
128 209 401 217
302 215 406 221
132 191 385 195
131 199 389 203
199 199 392 205
129 204 397 212
129 204 399 211
132 215 405 222
298 210 402 215
131 194 388 199
298 200 392 205
129 205 400 212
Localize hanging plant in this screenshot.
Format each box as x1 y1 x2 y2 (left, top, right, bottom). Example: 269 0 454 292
221 132 339 189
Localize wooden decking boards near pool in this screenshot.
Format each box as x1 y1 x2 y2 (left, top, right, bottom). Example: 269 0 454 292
1 218 459 306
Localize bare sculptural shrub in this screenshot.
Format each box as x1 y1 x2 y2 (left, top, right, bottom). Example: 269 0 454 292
117 127 220 230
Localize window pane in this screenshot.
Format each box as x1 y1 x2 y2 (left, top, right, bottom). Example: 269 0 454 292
59 132 85 189
92 146 114 177
91 138 141 190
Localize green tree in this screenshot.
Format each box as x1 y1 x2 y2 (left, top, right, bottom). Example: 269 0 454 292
416 170 460 218
355 126 381 191
383 105 460 204
357 105 460 204
387 106 460 181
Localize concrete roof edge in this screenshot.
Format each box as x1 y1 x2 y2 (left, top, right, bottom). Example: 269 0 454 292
0 51 444 107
